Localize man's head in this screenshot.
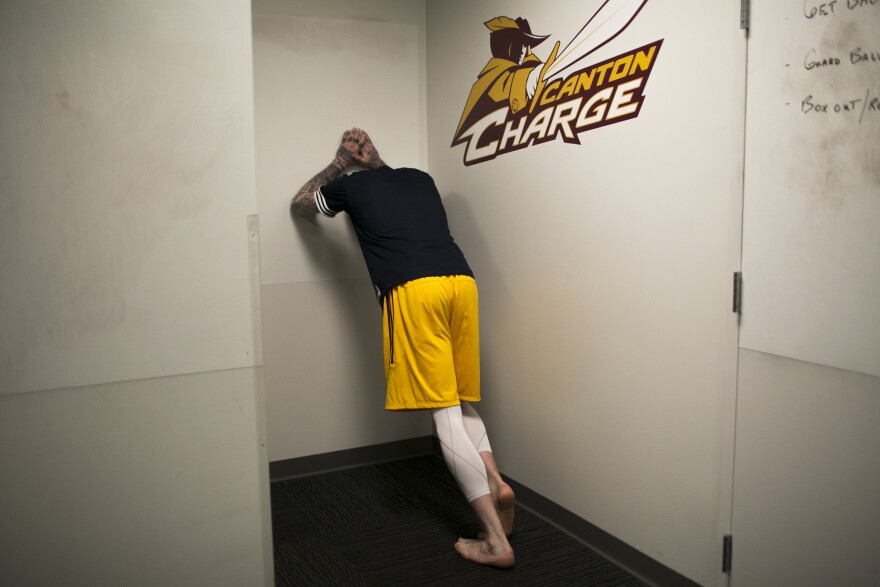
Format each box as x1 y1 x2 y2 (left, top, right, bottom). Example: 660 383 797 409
485 17 548 63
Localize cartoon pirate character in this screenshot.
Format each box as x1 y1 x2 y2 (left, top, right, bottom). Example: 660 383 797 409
452 17 558 144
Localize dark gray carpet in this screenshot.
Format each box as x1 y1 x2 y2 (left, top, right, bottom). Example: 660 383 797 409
271 455 647 586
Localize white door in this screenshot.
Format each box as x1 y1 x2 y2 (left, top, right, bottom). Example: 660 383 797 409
733 1 880 584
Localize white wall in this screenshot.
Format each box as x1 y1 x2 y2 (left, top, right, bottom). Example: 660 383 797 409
252 1 878 585
0 1 270 585
0 370 268 586
426 1 745 584
0 2 257 394
251 0 431 462
10 1 863 585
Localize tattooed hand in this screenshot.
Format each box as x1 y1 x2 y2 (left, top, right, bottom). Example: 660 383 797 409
291 128 386 216
346 128 385 169
332 128 360 170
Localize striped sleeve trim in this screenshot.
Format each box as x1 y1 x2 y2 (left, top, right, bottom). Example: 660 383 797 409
314 187 338 218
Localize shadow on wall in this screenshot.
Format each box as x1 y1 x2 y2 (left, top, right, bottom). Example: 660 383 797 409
289 211 384 393
442 192 511 418
288 205 366 283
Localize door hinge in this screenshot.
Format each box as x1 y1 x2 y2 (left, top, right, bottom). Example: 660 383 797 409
733 272 743 314
740 0 750 30
722 534 733 573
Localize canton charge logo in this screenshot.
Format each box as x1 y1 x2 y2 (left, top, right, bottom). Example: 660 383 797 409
451 1 661 166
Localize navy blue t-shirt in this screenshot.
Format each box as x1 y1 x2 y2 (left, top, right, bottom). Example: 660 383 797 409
315 166 473 299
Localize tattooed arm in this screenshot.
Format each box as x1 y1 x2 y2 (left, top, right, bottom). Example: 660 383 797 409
290 149 351 216
290 131 356 216
290 128 385 216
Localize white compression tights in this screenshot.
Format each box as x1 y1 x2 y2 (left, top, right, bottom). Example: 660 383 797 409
432 402 493 502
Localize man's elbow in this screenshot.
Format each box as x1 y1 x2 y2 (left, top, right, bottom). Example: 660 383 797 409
290 192 316 217
290 200 308 217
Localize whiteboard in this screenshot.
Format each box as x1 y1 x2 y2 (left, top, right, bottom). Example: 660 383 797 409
252 16 422 286
740 2 880 377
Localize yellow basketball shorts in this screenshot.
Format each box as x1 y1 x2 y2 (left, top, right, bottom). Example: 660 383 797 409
382 275 480 411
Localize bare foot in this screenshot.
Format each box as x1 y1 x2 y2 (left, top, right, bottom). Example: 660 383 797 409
480 452 516 536
494 481 515 536
454 537 515 568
